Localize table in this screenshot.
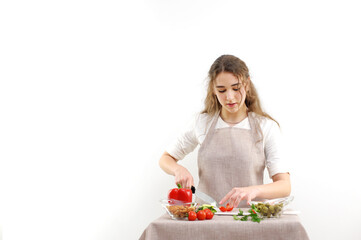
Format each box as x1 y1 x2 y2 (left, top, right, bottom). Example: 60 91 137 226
139 210 309 240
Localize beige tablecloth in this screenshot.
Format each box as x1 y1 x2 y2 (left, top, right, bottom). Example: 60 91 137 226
139 211 309 240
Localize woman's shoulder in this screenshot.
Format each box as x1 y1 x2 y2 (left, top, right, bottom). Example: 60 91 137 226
249 112 280 131
197 112 215 123
192 112 217 135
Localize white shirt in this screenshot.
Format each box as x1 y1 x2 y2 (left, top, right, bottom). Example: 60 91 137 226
166 112 289 178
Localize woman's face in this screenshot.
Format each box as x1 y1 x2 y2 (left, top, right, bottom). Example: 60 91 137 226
213 72 248 114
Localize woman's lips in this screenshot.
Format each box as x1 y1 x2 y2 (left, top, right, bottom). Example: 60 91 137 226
227 103 237 107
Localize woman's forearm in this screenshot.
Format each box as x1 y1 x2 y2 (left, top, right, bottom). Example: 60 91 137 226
255 173 291 199
220 173 291 206
159 152 194 188
159 152 179 176
255 178 291 199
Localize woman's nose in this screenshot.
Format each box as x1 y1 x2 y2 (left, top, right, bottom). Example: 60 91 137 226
226 91 234 100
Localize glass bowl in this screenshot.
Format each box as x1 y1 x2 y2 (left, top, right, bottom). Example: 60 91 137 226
249 195 294 218
160 199 198 220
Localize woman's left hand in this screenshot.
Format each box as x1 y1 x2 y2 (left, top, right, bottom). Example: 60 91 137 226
219 186 261 208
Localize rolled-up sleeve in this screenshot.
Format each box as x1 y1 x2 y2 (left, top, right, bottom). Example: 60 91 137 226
264 120 289 178
165 115 199 161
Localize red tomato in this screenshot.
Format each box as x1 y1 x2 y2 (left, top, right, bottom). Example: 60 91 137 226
219 206 227 212
197 210 206 220
205 210 214 220
204 208 212 214
188 211 197 221
226 203 233 212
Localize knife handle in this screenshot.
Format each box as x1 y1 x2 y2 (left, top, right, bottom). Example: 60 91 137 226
191 186 195 194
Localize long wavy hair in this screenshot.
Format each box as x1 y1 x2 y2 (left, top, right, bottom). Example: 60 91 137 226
202 54 279 128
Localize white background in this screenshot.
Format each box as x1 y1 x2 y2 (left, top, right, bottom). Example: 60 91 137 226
1 0 361 240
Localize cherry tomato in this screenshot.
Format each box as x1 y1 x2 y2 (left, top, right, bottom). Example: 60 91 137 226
204 208 212 214
205 210 214 220
197 210 206 220
219 206 227 212
226 203 233 212
188 211 197 221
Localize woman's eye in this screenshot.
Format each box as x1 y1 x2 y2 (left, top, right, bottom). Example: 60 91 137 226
233 88 240 91
218 90 226 93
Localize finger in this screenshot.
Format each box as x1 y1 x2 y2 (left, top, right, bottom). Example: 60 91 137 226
188 178 194 189
176 179 183 188
230 192 244 208
185 178 191 189
234 195 243 208
228 195 236 208
219 189 235 205
239 192 247 203
175 176 182 187
219 192 232 205
181 179 187 189
246 194 254 206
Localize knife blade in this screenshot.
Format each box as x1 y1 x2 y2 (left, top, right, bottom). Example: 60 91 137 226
191 186 219 208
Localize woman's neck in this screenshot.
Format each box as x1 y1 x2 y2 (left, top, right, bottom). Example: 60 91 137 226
220 107 248 124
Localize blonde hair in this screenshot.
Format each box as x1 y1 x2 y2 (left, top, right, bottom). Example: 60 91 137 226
202 55 279 127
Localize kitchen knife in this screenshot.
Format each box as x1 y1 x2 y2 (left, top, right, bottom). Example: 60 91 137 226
191 186 219 208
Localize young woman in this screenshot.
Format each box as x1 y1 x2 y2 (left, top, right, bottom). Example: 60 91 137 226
159 55 290 208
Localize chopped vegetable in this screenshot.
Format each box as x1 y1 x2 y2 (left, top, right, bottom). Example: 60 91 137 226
219 206 227 212
226 203 233 211
219 203 233 212
197 204 217 213
233 204 262 223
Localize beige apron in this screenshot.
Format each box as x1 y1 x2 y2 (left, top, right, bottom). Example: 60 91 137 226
197 111 266 207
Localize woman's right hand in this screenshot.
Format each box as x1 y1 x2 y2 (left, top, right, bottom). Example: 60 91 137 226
174 165 194 189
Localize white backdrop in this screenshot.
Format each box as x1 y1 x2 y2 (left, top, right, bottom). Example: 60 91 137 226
1 1 361 240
